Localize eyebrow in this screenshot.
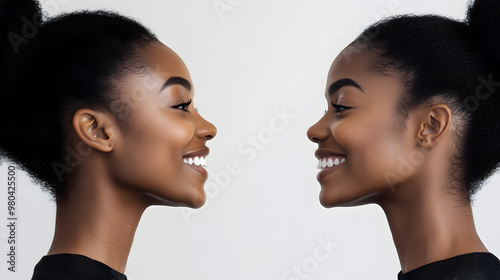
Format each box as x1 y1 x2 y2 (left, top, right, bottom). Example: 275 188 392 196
160 76 192 92
328 78 364 96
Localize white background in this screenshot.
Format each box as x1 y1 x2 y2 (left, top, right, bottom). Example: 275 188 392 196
1 0 499 279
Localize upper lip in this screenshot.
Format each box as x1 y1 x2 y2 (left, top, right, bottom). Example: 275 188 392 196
314 148 346 159
183 146 210 158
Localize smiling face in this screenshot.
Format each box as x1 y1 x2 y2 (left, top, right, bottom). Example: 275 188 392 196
108 41 217 208
307 47 422 207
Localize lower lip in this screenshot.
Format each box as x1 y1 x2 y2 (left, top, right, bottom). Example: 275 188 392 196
317 164 343 181
186 164 208 179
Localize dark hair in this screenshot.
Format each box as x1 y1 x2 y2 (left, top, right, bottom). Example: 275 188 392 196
353 0 500 200
0 0 158 202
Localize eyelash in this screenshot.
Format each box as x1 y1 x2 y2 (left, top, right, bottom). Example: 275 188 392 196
173 99 192 112
330 102 352 113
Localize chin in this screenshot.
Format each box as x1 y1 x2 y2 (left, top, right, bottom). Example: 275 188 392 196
143 185 206 208
319 189 345 208
189 190 206 209
173 183 207 209
319 187 378 208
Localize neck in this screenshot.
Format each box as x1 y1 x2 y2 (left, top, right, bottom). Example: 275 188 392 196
47 160 149 273
378 176 487 273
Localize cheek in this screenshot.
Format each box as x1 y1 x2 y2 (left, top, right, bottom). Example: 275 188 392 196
130 116 192 161
112 110 195 188
334 110 408 187
157 120 194 156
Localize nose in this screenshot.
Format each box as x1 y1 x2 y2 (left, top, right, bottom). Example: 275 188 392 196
196 114 217 141
307 117 329 143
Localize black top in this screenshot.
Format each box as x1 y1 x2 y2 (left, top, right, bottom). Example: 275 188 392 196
31 253 127 280
398 252 500 280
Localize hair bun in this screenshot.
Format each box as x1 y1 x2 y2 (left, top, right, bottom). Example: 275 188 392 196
467 0 500 68
0 0 43 88
0 0 43 55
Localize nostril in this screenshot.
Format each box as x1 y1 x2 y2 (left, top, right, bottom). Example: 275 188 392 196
311 136 320 143
307 124 328 143
307 124 326 143
197 122 217 141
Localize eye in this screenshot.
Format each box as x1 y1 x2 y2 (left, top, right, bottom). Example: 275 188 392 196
173 99 192 112
331 102 352 113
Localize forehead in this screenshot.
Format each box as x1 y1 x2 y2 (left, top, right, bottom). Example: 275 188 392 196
326 46 403 98
328 47 377 84
143 41 192 85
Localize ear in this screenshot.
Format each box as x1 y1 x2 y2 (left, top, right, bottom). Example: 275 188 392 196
416 104 452 148
72 108 117 152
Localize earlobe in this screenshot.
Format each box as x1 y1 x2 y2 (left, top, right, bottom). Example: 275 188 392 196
73 109 115 152
417 104 452 148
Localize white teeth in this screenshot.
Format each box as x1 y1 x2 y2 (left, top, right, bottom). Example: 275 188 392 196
194 156 201 165
183 156 207 167
316 157 346 169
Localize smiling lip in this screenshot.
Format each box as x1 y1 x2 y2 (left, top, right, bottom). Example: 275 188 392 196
183 147 210 179
183 146 210 158
315 148 346 181
317 164 342 181
314 148 346 159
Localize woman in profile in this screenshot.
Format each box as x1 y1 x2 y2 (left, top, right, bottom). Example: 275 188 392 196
307 0 500 278
0 0 216 279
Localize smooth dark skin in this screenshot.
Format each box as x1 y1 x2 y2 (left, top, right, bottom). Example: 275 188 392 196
307 47 488 273
47 41 217 273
